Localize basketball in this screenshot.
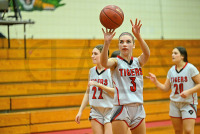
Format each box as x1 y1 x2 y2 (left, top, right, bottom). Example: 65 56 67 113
100 5 124 29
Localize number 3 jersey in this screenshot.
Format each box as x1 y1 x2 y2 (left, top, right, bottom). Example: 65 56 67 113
167 62 199 104
112 56 143 105
89 67 113 108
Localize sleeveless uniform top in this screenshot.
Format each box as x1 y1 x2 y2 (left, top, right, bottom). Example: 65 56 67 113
89 66 113 108
167 62 199 104
112 56 143 105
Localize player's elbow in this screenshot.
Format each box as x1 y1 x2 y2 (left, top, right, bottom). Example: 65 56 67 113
145 51 150 59
162 87 170 92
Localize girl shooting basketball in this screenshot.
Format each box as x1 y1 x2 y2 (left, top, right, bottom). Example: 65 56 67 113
147 46 200 134
100 18 150 134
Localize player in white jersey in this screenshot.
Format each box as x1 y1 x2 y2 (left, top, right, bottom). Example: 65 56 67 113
147 46 200 134
89 50 132 134
101 18 150 134
75 45 113 134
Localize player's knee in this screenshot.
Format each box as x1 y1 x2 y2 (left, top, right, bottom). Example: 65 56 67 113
184 127 194 134
174 129 183 134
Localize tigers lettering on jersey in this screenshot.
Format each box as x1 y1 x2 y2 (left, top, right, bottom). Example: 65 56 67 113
171 76 188 83
91 79 108 86
119 68 143 76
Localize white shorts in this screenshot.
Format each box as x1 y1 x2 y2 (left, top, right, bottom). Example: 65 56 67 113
110 104 146 130
169 101 197 119
89 106 112 125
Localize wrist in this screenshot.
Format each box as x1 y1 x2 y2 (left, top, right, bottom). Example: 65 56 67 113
78 110 83 114
78 108 84 113
154 79 158 86
104 41 111 46
97 83 101 87
135 34 142 41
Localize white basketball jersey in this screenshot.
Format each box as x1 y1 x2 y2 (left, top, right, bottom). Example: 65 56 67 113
112 56 143 105
167 62 199 104
89 67 113 108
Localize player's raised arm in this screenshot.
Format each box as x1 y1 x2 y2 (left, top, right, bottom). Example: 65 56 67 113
101 28 117 70
130 19 150 67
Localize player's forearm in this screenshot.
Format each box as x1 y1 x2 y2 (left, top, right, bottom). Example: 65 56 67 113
96 83 114 97
137 35 150 58
78 92 89 113
154 80 169 92
187 84 200 95
100 45 109 68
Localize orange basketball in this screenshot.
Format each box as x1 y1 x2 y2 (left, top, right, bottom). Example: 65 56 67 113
100 5 124 29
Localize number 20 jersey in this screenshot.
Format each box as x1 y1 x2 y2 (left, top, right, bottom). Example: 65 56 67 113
112 56 143 105
89 67 113 108
167 62 199 104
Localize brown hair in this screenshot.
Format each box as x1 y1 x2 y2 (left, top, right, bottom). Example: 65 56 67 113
111 50 120 58
119 32 135 43
95 44 109 56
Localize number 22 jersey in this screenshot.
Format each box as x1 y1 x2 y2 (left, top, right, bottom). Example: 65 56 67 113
112 56 143 105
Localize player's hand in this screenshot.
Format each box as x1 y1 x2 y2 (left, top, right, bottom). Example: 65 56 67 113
88 81 98 87
180 90 190 98
146 73 157 84
130 18 142 38
75 112 82 124
102 28 116 46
